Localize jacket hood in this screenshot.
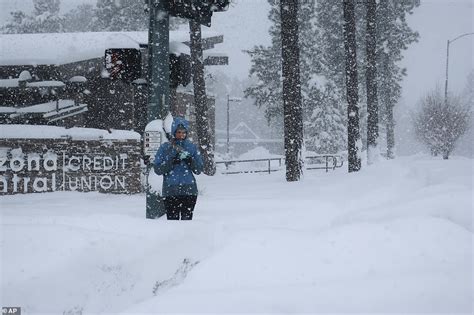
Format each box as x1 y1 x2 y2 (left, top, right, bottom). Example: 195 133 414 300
171 117 190 139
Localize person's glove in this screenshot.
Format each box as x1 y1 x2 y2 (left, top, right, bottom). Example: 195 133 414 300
183 155 192 166
143 155 150 166
172 154 181 165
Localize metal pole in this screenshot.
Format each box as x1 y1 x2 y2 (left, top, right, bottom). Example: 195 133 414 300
226 94 230 156
146 0 169 219
148 1 170 121
444 39 450 106
444 32 474 107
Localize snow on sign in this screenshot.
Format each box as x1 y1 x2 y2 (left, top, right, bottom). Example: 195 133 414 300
0 126 142 195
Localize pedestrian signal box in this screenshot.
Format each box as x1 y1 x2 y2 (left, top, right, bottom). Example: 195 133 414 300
144 119 166 163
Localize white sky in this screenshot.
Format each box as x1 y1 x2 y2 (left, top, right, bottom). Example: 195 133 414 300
400 0 473 107
0 0 96 18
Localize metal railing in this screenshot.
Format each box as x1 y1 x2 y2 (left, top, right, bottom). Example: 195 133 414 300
215 155 344 175
305 155 344 172
215 157 283 175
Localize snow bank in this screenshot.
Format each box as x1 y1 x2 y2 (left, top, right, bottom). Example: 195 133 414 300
0 124 140 140
1 155 472 314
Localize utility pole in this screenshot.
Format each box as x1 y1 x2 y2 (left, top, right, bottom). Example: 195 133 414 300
343 0 361 172
145 0 170 219
280 0 303 182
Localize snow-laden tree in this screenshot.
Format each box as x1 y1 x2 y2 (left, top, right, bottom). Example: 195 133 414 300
245 1 345 154
304 83 346 154
245 3 283 125
89 0 184 32
377 0 419 158
1 11 29 34
414 88 471 159
30 0 64 33
108 0 148 32
1 0 65 34
89 0 118 32
63 4 95 33
313 0 419 157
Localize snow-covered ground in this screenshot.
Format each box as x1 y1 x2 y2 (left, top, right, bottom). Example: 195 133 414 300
1 154 472 314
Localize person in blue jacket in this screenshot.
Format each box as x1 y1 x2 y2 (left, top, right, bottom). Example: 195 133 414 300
153 117 203 220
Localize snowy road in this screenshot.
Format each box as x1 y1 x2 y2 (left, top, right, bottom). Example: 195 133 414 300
1 155 472 314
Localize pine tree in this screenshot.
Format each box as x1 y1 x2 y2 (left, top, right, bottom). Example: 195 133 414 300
1 11 29 34
245 0 418 161
308 0 349 154
89 0 184 32
245 1 337 153
304 83 346 154
31 0 64 33
63 4 95 33
377 0 419 158
109 0 148 31
245 3 283 126
314 0 418 158
90 0 117 32
1 0 65 34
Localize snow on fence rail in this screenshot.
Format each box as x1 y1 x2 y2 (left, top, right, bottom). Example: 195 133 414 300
215 155 344 175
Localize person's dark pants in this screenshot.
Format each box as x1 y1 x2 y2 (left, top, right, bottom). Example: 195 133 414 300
163 195 197 220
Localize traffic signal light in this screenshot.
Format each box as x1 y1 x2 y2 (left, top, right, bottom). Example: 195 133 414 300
166 0 229 27
169 53 192 89
104 48 141 82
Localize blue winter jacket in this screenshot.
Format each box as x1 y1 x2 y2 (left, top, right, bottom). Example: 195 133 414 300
153 117 203 197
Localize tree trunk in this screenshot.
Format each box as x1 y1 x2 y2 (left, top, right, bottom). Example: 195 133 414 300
343 0 361 172
381 52 395 159
280 0 303 182
366 0 379 164
189 20 215 176
386 101 395 159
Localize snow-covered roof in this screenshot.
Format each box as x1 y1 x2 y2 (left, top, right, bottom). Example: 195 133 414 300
9 100 75 115
0 78 66 88
0 30 222 67
0 124 140 140
231 122 261 140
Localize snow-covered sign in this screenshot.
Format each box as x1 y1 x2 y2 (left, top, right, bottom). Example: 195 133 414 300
0 126 142 195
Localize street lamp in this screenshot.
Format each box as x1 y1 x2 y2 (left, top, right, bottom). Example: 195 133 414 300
444 32 474 106
226 95 242 156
